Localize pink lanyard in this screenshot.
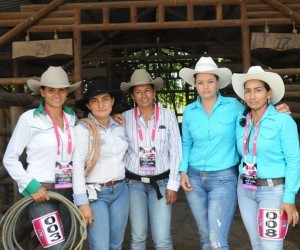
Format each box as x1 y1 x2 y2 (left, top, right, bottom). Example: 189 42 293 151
134 104 160 141
44 106 72 156
242 108 267 158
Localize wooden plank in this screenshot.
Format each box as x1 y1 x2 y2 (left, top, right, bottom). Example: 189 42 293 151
251 32 300 51
0 10 74 19
0 0 67 48
12 39 73 58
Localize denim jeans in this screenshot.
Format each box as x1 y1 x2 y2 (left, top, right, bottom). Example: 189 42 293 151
87 180 129 250
185 166 238 250
237 178 284 250
28 188 73 250
126 178 173 250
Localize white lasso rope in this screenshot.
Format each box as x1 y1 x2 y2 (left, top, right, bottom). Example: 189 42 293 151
0 191 87 250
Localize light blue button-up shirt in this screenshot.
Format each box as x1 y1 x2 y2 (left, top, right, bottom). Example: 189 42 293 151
179 93 244 172
236 105 300 204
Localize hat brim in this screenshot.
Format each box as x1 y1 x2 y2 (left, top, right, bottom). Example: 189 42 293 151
179 68 232 89
232 72 285 104
27 79 81 95
75 89 122 112
120 77 164 93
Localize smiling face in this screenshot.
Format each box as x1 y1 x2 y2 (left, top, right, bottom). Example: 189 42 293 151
131 84 155 109
194 73 219 100
244 79 272 110
86 93 114 122
40 87 68 108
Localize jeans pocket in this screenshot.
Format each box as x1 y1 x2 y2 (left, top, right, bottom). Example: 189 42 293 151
272 184 284 195
125 178 135 186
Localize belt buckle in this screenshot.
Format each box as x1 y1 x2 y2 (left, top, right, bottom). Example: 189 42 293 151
141 177 150 183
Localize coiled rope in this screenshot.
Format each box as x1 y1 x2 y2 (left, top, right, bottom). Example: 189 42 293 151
0 191 87 250
78 118 101 177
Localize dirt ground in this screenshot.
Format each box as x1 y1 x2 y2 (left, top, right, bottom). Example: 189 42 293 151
122 189 300 250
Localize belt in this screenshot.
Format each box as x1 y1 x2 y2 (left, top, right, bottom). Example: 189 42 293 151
87 179 123 187
125 170 170 200
239 175 285 187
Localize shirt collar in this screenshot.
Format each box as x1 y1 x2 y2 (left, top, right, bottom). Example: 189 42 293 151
87 113 119 129
195 92 227 108
33 101 74 116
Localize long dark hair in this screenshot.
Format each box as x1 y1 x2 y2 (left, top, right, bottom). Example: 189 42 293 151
239 81 271 127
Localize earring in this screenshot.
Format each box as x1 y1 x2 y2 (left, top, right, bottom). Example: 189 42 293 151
268 99 270 104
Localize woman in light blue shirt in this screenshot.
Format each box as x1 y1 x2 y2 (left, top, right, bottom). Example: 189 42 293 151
179 57 244 249
232 66 300 250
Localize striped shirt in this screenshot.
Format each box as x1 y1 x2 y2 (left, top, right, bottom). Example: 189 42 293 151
123 105 182 191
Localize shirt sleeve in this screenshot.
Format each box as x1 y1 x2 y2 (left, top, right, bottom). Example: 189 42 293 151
72 123 90 206
3 112 41 196
166 110 182 191
179 106 193 173
280 115 300 204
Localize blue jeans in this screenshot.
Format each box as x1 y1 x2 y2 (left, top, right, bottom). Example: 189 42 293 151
237 178 284 250
185 166 238 250
127 178 173 250
88 180 129 250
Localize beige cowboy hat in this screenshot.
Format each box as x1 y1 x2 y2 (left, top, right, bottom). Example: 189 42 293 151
27 66 81 95
232 66 285 104
120 69 163 93
179 56 232 89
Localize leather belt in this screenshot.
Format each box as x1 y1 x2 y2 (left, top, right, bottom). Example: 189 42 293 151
239 175 285 187
125 170 170 200
87 179 123 187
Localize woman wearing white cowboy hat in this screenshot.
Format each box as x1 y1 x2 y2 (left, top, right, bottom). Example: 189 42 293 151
72 77 129 250
179 56 244 249
3 66 81 249
119 69 182 250
232 66 300 250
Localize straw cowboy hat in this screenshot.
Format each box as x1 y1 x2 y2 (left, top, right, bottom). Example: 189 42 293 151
120 69 164 93
179 56 232 89
232 66 285 104
76 77 122 112
27 66 81 95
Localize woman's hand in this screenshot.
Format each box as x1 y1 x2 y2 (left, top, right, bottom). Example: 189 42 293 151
31 186 50 203
276 103 291 114
280 203 299 227
165 189 178 204
79 204 94 226
180 172 192 192
111 113 125 125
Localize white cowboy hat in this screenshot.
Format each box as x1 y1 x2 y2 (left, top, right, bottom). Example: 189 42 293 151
120 69 163 93
179 56 232 89
232 66 285 104
27 66 81 95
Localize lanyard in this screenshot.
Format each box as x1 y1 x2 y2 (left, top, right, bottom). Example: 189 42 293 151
242 107 267 159
134 104 159 141
44 106 72 156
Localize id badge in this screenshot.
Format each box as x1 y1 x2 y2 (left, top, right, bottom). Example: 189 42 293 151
139 146 156 171
242 162 258 190
55 161 73 189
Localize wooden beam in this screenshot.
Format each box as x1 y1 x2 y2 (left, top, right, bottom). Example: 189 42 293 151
0 0 67 48
240 1 251 71
261 0 300 23
0 92 33 107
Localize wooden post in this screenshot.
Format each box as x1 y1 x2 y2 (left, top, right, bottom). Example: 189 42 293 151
0 109 5 159
73 8 82 100
240 1 251 72
10 106 24 202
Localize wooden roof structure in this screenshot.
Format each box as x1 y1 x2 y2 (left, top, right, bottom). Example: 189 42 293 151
0 0 299 84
